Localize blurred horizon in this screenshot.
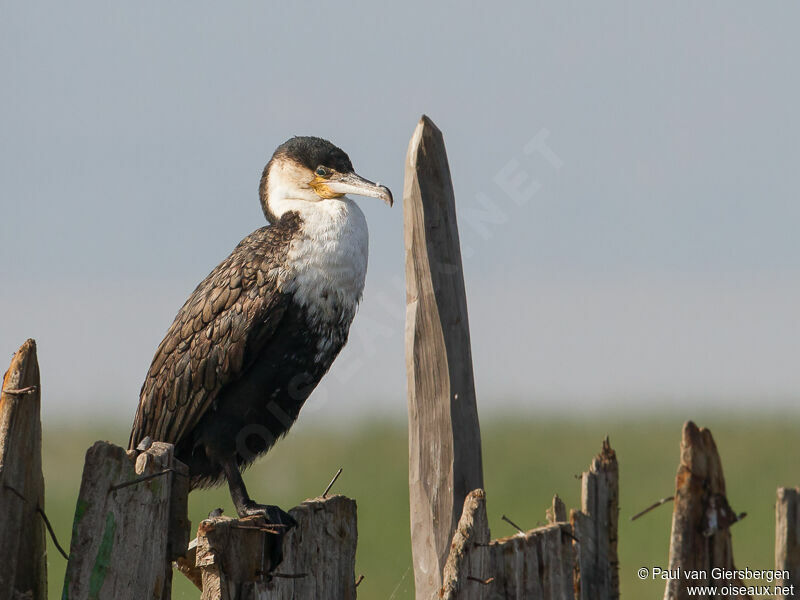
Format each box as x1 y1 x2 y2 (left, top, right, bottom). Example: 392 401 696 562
3 3 799 421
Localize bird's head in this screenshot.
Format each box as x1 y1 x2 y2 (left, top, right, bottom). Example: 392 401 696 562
259 136 393 223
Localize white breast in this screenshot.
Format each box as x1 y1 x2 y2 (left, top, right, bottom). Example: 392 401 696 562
280 197 369 327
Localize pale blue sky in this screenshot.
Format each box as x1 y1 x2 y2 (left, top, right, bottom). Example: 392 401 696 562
2 3 799 424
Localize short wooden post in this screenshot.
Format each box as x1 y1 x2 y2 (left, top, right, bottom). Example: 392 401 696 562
663 421 748 600
194 515 283 600
184 495 357 600
0 339 47 600
439 489 576 600
570 438 619 600
776 487 800 596
404 114 484 598
438 439 619 600
61 441 189 600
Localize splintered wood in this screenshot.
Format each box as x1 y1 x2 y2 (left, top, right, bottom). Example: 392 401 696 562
663 421 749 600
571 438 619 600
0 339 47 600
61 441 189 600
438 441 619 600
440 490 574 600
404 114 484 598
183 494 357 600
776 487 800 597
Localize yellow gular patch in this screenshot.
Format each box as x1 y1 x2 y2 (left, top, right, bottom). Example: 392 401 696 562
310 176 345 199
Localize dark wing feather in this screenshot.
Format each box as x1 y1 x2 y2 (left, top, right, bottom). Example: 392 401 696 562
129 216 299 449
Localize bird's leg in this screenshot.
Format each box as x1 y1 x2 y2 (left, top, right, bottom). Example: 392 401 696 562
220 457 297 528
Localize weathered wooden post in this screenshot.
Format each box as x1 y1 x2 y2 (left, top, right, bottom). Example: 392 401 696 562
439 490 576 600
776 487 800 597
404 114 484 598
663 421 748 600
61 440 189 600
0 339 47 600
178 495 358 600
437 439 618 600
570 438 619 600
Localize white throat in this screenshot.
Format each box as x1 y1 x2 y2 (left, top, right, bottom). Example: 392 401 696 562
286 198 369 326
273 205 368 329
266 158 369 326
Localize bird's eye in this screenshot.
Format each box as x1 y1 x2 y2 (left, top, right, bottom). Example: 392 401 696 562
315 166 328 177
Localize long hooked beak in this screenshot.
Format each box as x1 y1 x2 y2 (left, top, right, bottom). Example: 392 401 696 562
327 172 393 207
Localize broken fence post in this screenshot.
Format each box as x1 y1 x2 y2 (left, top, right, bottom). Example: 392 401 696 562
61 440 189 600
404 114 484 598
439 491 575 600
439 439 619 600
570 438 620 600
663 421 748 600
182 494 357 600
0 339 47 600
776 487 800 597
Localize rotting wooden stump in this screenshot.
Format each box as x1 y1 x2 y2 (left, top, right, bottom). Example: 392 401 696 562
776 487 800 597
438 440 619 600
0 339 47 600
405 114 484 599
61 440 189 600
663 421 749 600
180 494 358 600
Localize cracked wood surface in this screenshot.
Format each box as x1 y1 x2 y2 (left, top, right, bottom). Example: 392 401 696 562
0 339 46 600
404 114 484 599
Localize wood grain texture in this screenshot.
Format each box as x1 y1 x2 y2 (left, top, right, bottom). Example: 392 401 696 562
0 339 46 600
440 489 575 600
404 114 484 598
775 487 800 597
62 441 189 600
571 438 619 600
663 421 749 600
191 495 357 600
439 440 619 600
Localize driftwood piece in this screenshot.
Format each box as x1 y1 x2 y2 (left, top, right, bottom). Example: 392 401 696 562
776 487 800 596
61 441 189 600
190 495 357 600
571 438 619 600
663 421 749 600
404 114 484 598
440 489 575 600
0 339 47 600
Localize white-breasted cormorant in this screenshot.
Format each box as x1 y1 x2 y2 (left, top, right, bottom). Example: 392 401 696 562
129 137 392 524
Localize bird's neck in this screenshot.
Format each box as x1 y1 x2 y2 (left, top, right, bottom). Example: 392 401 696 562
280 198 369 326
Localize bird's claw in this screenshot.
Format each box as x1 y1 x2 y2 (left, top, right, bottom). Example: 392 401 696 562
238 502 297 529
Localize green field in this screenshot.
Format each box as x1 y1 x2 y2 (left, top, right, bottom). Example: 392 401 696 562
41 416 799 599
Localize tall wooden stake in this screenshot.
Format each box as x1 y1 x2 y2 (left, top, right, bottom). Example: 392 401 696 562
0 339 47 600
404 115 484 598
